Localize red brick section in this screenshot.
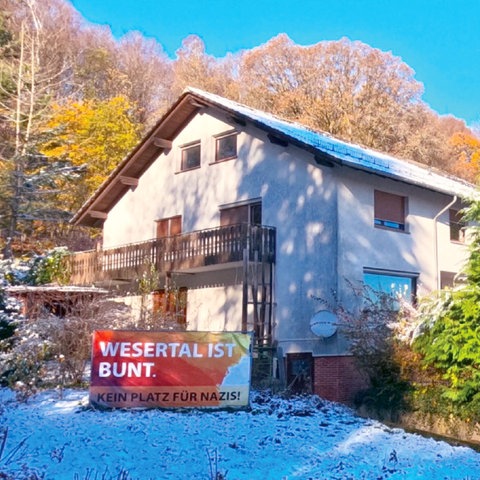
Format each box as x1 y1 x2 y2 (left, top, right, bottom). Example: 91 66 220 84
313 356 369 404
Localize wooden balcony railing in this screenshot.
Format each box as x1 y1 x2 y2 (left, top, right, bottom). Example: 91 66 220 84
68 224 276 286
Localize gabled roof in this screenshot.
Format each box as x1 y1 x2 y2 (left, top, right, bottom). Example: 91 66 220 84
72 87 477 227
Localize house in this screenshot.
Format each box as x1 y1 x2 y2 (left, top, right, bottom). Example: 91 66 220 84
69 88 477 403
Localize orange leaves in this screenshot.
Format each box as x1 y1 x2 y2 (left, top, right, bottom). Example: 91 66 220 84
450 131 480 183
238 35 425 150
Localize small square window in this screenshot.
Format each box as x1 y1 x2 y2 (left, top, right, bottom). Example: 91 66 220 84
216 134 237 162
374 190 406 231
440 271 456 289
181 143 201 171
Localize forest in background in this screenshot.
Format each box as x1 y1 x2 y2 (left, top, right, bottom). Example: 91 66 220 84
1 0 479 257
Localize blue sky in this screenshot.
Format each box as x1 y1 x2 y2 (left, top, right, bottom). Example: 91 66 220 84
69 0 480 126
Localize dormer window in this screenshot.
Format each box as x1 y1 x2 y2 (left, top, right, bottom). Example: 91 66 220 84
215 132 237 162
181 142 201 171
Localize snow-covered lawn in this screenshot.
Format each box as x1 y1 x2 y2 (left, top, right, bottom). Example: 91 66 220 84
1 388 480 479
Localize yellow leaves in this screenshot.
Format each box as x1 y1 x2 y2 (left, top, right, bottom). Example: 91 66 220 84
40 96 141 207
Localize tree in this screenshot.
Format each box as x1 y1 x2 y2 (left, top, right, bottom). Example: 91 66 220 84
413 200 480 421
172 35 239 100
69 24 119 102
450 131 480 183
390 107 470 175
237 35 474 176
0 0 84 257
239 35 424 148
0 0 54 256
40 96 141 210
116 32 173 128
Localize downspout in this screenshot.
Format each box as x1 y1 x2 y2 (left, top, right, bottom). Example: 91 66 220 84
433 195 457 292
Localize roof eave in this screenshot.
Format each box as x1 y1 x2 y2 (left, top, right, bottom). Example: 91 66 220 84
72 88 478 228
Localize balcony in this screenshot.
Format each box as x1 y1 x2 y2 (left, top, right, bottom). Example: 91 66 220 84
68 224 276 286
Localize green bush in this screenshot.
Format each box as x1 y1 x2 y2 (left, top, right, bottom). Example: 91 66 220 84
413 288 480 423
412 199 480 423
26 247 71 285
0 290 16 341
325 284 418 418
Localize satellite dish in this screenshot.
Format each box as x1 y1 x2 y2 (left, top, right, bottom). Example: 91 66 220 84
310 310 338 338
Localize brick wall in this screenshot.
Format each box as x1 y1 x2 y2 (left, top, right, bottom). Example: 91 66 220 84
313 356 369 404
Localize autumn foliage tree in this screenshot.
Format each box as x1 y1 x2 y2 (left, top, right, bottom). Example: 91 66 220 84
0 0 81 256
115 32 173 126
237 34 474 179
40 96 141 210
240 35 447 162
450 131 480 183
172 35 239 100
0 0 477 257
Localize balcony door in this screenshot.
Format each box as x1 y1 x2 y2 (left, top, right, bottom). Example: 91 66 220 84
156 215 182 238
220 202 261 226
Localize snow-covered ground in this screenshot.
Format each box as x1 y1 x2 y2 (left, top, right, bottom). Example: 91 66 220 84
1 388 480 479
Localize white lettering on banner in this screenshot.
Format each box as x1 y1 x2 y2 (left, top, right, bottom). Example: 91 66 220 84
207 343 236 358
98 361 156 378
98 341 237 358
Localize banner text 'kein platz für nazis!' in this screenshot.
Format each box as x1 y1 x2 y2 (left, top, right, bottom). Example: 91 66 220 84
89 330 252 408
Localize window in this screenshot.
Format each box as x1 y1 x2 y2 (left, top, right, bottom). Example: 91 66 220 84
156 215 181 238
215 132 237 162
440 271 465 289
440 271 456 289
363 269 417 307
374 190 406 231
152 287 187 326
449 209 466 243
181 142 201 171
220 201 262 226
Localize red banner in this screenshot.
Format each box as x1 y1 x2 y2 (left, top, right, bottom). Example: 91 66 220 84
89 330 252 408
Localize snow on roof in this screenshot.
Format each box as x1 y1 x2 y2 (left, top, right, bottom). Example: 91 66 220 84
188 87 478 199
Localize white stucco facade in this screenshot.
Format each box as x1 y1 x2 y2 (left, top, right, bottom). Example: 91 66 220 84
98 103 470 359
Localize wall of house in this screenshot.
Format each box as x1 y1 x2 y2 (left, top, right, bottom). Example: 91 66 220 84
313 356 369 404
102 107 340 353
289 165 469 402
273 152 469 360
335 167 468 310
102 105 470 405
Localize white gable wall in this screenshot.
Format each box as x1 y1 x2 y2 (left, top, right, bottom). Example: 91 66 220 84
103 107 338 343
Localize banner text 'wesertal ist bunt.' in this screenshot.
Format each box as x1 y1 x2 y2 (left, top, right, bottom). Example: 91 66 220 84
89 330 252 409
